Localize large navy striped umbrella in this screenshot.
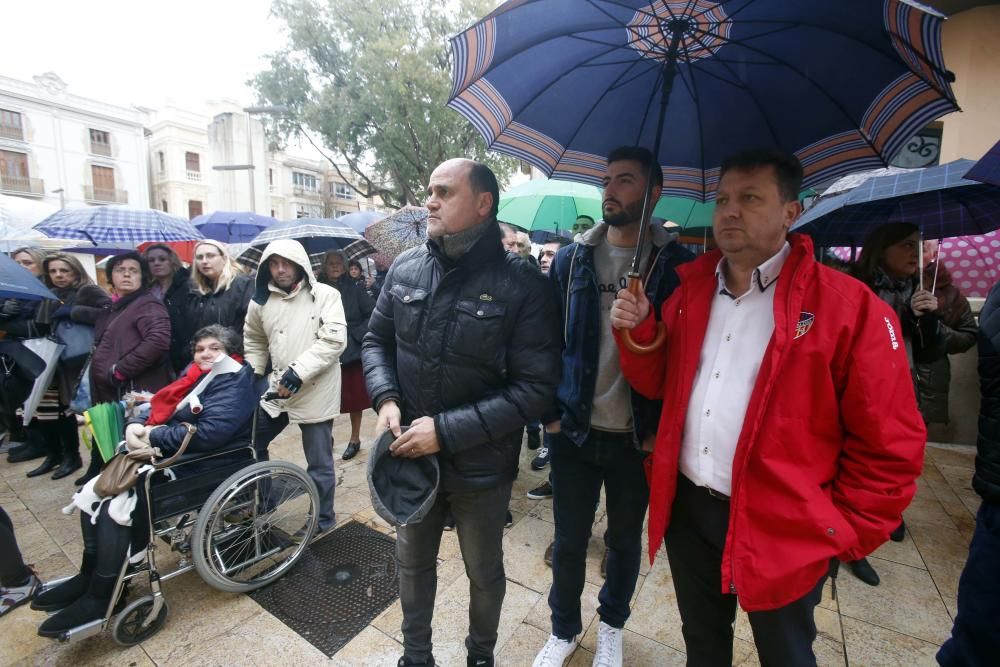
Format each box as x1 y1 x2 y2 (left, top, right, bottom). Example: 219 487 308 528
790 159 1000 246
34 206 203 245
449 0 959 201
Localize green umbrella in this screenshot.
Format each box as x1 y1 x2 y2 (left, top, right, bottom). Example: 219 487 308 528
85 402 126 463
498 179 602 233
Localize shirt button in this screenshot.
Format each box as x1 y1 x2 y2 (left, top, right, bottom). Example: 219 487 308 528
702 446 709 454
705 409 711 417
725 334 732 342
714 371 720 379
735 299 742 306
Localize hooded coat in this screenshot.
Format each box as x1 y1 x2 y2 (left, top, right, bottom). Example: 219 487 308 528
243 239 348 424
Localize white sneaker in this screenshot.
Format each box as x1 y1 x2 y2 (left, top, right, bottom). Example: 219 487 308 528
532 634 577 667
592 621 623 667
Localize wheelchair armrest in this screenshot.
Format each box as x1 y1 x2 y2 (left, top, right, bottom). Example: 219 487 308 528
155 441 255 474
151 423 197 470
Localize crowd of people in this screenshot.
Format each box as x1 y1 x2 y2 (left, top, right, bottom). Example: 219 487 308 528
0 146 996 667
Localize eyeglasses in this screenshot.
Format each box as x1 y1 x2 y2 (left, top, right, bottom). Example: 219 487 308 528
112 266 141 276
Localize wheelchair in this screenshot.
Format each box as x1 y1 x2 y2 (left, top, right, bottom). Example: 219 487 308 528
38 408 320 646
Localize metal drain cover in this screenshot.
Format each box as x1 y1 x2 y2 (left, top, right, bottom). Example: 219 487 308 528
250 521 398 657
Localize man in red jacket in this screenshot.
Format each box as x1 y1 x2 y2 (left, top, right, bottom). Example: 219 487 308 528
610 148 926 665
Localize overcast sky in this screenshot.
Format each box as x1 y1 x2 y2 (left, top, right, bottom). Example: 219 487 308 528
2 0 286 112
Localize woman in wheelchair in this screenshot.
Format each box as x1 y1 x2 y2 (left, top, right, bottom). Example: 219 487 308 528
33 324 257 638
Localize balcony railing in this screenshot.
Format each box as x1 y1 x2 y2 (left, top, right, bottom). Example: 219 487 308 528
186 170 201 182
90 141 112 157
293 186 321 198
84 186 128 204
0 124 25 141
0 175 44 196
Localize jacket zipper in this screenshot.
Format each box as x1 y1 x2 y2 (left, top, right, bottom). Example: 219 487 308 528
725 247 805 598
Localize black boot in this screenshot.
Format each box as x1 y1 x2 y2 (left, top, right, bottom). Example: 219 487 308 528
51 417 82 481
7 426 46 463
73 450 103 487
37 572 119 639
848 558 880 586
26 427 61 478
31 552 96 612
889 520 906 543
526 427 541 450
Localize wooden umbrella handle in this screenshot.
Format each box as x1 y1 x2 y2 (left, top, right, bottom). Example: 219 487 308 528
620 275 666 354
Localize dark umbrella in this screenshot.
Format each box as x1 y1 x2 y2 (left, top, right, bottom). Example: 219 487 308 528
965 139 1000 188
364 207 428 271
790 159 1000 246
0 252 58 301
237 218 376 271
450 0 959 351
192 211 278 243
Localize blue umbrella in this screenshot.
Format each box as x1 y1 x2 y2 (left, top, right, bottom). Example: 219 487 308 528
237 218 376 270
34 206 203 245
335 210 385 234
966 139 1000 188
0 252 57 301
192 211 278 243
449 0 957 201
790 159 1000 246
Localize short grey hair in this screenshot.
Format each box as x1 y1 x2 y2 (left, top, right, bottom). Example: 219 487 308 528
190 324 242 356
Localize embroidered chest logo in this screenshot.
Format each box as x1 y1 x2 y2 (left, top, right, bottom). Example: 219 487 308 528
794 312 815 340
884 316 900 350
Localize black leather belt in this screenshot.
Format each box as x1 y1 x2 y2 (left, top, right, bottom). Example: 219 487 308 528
680 474 730 501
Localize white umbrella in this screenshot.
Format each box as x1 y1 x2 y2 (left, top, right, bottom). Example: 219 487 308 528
19 337 64 422
0 194 60 251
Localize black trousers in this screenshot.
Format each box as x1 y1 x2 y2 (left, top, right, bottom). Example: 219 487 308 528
665 475 826 667
0 506 30 587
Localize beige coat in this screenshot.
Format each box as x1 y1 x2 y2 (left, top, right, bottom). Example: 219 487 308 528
243 239 347 424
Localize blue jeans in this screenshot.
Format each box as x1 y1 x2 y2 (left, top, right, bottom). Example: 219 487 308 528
254 412 336 531
548 429 648 639
938 500 1000 667
396 482 513 662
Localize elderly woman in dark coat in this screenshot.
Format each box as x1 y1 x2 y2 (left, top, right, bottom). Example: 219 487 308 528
32 325 256 638
76 252 172 485
24 253 110 481
320 250 375 459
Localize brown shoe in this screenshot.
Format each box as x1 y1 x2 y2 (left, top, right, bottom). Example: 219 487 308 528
544 541 554 567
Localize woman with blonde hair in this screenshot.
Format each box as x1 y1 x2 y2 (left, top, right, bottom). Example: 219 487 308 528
175 240 253 373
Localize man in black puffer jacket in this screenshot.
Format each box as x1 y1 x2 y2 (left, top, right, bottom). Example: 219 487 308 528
938 280 1000 666
363 158 560 667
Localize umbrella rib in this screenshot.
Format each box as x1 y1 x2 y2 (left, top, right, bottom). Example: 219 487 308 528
675 47 712 202
634 65 668 149
685 23 885 162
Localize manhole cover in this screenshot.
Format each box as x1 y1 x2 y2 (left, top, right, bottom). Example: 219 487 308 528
250 521 398 657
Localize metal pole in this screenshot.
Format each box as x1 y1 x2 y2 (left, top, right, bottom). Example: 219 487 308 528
246 112 256 213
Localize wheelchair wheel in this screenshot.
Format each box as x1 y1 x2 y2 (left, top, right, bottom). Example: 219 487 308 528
191 460 319 593
112 596 168 646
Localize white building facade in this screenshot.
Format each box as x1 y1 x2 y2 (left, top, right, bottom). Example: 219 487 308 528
0 72 148 209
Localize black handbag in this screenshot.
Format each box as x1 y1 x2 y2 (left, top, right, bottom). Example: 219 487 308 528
54 319 94 362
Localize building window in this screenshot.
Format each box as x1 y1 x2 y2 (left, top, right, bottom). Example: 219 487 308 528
296 204 320 218
332 182 355 200
335 209 353 218
161 200 168 212
185 152 200 172
0 109 24 141
270 209 276 217
89 165 117 201
0 149 41 194
519 160 532 175
89 129 111 156
157 151 165 172
188 200 203 219
268 168 273 185
292 172 318 191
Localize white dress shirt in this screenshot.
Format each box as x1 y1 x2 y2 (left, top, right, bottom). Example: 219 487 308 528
679 242 790 496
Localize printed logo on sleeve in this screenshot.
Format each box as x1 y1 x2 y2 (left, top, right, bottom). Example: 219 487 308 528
884 316 900 350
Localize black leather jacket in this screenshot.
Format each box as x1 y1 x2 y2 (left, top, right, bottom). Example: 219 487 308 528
362 221 561 492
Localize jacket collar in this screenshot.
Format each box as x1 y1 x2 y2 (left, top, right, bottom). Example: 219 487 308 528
427 218 504 268
577 219 679 249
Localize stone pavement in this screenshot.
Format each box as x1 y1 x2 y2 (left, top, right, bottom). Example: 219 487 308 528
0 411 978 666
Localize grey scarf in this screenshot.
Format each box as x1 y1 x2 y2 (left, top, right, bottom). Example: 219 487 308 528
432 219 495 262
